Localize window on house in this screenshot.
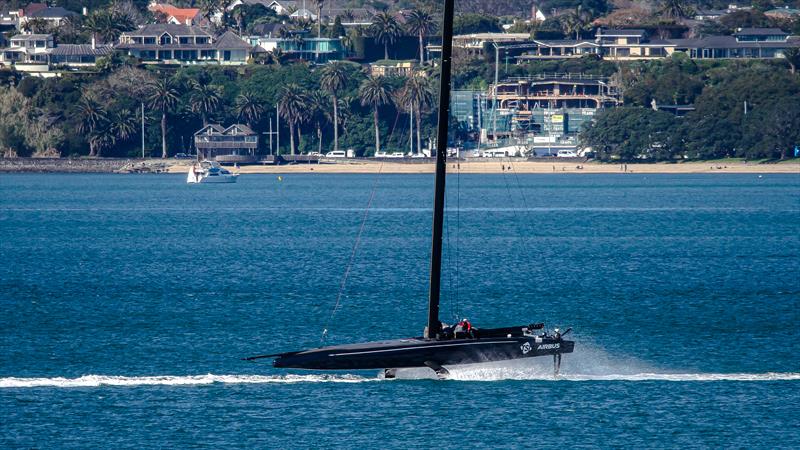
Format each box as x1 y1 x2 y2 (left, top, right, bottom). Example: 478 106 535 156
144 37 156 45
160 34 172 45
179 37 190 44
196 37 209 44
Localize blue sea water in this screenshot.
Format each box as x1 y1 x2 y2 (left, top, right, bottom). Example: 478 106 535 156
1 172 799 448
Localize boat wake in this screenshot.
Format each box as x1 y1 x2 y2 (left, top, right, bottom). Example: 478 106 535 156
2 347 797 388
0 374 377 388
393 343 800 382
1 371 797 389
2 370 799 388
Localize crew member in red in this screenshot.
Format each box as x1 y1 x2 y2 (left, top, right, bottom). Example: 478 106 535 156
454 318 473 338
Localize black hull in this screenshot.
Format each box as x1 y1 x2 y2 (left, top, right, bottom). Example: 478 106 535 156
273 336 574 371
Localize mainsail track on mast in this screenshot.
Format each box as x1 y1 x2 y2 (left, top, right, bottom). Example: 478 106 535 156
425 0 456 339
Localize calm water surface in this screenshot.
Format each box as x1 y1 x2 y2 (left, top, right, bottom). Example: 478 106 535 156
1 173 799 448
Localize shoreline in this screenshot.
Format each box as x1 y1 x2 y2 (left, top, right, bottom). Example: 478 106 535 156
1 157 798 174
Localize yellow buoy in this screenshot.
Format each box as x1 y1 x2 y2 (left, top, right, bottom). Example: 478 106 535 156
277 176 283 182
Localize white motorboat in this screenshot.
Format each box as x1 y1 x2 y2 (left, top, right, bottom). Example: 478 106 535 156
187 160 238 184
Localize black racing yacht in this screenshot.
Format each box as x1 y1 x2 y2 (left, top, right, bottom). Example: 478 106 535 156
246 0 574 378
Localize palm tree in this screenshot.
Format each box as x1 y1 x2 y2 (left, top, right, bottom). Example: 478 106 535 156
232 5 246 35
89 129 116 158
111 109 138 143
78 94 109 157
359 75 392 155
319 62 349 153
235 91 264 129
218 0 234 29
198 0 217 23
562 6 592 41
85 9 135 44
21 18 49 34
278 83 309 155
315 0 325 38
189 80 222 127
404 9 436 65
370 12 402 60
659 0 692 20
145 77 179 158
309 91 329 155
784 48 800 74
400 73 434 155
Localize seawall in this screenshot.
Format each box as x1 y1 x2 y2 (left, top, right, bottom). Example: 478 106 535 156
0 158 174 173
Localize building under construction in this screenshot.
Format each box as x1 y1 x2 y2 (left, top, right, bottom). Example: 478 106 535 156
451 73 621 155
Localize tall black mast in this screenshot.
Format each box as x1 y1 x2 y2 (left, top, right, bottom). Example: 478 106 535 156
426 0 455 339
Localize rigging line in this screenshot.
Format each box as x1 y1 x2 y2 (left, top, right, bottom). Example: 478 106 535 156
508 161 538 256
444 190 455 323
455 161 461 320
500 158 534 257
322 163 384 342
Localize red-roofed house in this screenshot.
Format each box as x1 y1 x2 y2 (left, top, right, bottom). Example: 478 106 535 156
149 4 203 26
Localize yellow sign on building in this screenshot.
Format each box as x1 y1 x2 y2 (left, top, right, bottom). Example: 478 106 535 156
551 114 564 123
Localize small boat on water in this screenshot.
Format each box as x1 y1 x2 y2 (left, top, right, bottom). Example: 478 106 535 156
187 160 238 184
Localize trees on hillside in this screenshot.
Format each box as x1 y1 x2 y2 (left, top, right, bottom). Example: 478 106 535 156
581 107 682 161
581 64 800 161
452 13 501 35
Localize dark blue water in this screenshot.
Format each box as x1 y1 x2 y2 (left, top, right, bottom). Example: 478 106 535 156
1 173 799 448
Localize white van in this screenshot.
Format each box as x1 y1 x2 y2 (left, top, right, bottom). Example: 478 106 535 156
556 150 578 158
325 150 346 158
483 149 510 158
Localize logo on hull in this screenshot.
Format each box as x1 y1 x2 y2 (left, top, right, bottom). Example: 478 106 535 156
537 343 560 350
520 342 532 354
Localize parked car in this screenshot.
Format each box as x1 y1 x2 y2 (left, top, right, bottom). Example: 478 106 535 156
325 150 347 158
556 150 578 158
174 153 194 159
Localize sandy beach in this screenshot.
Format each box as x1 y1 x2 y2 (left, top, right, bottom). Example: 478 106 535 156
169 159 800 174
